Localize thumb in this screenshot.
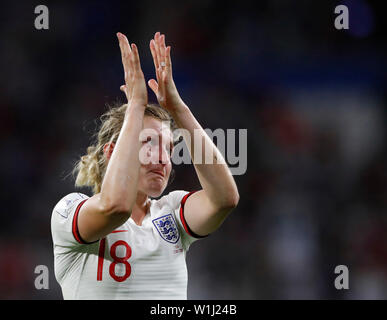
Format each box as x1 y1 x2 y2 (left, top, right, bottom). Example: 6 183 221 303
147 79 158 95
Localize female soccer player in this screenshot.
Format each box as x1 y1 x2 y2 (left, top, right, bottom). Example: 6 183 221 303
51 32 239 299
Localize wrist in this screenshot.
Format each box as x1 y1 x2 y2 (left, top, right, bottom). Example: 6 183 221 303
125 100 147 114
128 99 147 109
169 101 189 118
124 101 147 121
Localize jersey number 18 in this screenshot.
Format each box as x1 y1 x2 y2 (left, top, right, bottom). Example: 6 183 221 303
97 239 132 282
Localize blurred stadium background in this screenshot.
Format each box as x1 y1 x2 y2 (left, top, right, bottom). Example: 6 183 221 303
0 0 386 299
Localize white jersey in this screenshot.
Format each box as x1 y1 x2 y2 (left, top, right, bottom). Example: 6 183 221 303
51 190 204 300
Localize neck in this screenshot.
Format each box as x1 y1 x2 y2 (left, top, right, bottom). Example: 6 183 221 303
135 191 149 212
130 191 150 226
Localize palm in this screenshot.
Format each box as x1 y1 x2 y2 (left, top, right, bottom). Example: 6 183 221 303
117 32 148 106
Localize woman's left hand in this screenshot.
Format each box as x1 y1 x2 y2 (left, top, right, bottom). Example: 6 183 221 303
148 32 185 114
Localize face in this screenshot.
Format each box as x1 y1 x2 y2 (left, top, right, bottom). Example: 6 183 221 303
103 116 174 198
136 116 174 198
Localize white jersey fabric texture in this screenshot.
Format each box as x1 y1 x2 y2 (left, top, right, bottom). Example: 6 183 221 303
51 190 204 300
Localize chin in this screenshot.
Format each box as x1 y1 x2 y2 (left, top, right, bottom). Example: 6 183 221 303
145 181 167 198
147 188 165 198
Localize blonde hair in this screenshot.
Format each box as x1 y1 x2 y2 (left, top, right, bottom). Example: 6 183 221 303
72 102 176 195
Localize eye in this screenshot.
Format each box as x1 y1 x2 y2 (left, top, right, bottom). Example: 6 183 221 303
142 136 158 146
165 145 171 156
141 136 150 143
168 143 174 155
174 136 183 146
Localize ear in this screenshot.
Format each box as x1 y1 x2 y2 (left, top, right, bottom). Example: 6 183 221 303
103 142 115 159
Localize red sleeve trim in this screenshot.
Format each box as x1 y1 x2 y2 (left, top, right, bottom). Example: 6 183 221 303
179 191 208 239
72 199 90 244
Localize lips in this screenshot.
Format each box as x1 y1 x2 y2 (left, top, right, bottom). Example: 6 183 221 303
149 170 164 178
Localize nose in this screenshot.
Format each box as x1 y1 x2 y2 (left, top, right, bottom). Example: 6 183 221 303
158 144 169 165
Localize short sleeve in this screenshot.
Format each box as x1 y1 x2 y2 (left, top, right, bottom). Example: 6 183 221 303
51 192 90 247
166 190 208 251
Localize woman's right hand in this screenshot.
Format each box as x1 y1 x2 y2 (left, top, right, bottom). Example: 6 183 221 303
117 32 148 107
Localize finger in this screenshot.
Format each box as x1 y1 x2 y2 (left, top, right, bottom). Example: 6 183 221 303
159 34 167 66
120 84 133 101
130 43 142 73
122 33 133 62
117 33 133 82
147 79 159 95
158 34 169 82
117 33 127 69
154 32 162 70
165 46 172 73
150 38 163 89
117 33 131 66
150 39 159 70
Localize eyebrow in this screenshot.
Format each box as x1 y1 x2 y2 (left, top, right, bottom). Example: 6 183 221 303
142 133 174 147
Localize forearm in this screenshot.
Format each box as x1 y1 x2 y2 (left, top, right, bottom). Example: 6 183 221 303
100 103 145 212
171 104 239 208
